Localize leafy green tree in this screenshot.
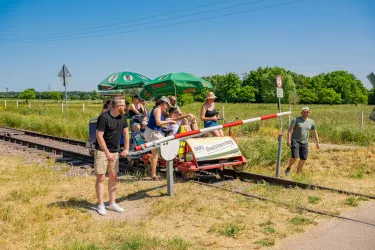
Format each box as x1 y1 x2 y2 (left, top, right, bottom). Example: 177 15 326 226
19 88 36 100
39 92 51 99
91 90 101 100
50 91 63 101
236 85 258 102
80 93 91 100
70 95 80 100
176 93 194 106
243 67 296 103
243 67 269 103
298 88 318 104
323 71 367 104
318 88 341 104
214 73 257 102
193 88 209 102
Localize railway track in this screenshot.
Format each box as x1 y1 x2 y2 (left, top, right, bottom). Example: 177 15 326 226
1 126 374 226
0 126 147 174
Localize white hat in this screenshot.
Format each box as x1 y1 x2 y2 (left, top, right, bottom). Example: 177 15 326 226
302 106 310 111
160 96 175 107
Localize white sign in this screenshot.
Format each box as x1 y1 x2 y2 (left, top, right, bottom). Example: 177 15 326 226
276 88 284 98
160 139 180 161
276 75 282 88
185 137 242 162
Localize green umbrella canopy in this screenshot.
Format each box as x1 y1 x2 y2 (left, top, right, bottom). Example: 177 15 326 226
98 71 151 90
144 72 213 97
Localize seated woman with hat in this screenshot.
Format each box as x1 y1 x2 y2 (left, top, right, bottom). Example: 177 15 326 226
200 92 224 137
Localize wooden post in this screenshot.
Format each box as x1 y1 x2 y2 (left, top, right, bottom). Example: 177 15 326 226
82 103 85 112
16 100 19 109
4 100 6 109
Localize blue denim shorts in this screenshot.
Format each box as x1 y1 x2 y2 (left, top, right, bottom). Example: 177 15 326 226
204 120 219 128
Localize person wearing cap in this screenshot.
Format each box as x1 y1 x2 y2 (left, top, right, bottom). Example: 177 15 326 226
144 96 177 180
200 92 224 137
129 94 147 132
285 106 320 176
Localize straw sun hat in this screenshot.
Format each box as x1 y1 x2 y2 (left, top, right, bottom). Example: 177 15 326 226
205 92 217 100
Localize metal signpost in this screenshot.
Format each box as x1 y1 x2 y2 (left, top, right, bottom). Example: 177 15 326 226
159 139 181 196
276 75 283 178
58 65 72 117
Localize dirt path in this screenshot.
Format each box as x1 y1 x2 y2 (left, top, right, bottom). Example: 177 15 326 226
276 201 375 250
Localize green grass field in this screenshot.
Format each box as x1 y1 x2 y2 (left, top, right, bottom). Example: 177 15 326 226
1 100 375 167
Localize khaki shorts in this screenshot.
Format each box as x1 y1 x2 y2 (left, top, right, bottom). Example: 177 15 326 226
144 127 165 142
94 150 119 175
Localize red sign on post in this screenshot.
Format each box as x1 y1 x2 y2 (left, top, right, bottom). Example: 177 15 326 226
276 75 282 88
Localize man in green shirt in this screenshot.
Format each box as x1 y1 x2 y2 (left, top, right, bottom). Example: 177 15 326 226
285 106 320 176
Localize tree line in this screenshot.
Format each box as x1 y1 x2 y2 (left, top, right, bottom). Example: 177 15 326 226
196 67 372 105
2 67 374 105
0 90 103 101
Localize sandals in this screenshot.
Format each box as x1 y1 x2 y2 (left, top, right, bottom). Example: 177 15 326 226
152 176 161 181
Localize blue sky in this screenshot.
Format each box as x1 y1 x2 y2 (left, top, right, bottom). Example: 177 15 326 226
0 0 374 92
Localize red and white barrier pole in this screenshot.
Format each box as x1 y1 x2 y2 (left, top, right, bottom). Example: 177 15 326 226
135 111 291 151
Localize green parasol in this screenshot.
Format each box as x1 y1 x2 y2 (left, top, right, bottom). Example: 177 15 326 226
144 72 213 97
98 71 151 90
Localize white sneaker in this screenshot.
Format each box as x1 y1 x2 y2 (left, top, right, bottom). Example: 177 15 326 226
107 203 124 213
97 204 106 215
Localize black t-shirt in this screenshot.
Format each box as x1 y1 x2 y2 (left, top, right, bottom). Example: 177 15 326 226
95 111 128 153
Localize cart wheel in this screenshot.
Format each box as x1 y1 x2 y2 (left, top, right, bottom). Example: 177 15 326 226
233 163 246 173
181 171 197 180
89 150 95 157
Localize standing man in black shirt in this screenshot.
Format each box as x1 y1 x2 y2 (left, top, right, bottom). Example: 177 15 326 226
95 97 129 215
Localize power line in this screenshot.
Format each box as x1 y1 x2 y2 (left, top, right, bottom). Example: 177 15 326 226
5 0 269 42
1 0 235 41
5 0 308 44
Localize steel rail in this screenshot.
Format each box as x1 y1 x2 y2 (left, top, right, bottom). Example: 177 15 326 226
222 169 375 199
193 181 375 227
0 133 93 163
0 133 147 174
0 126 87 147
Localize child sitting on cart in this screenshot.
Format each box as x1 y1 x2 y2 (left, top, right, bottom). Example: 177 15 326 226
165 107 197 135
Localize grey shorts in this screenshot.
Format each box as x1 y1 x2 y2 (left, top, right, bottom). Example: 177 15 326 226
291 141 308 160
